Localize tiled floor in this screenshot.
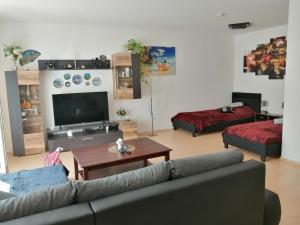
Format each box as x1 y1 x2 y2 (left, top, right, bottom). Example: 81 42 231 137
7 129 300 225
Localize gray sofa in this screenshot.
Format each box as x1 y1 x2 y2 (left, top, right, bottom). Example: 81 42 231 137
0 150 281 225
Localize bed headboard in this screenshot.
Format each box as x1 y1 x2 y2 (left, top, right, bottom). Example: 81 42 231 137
232 92 261 113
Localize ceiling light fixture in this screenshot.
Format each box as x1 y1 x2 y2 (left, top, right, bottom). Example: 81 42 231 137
228 22 251 30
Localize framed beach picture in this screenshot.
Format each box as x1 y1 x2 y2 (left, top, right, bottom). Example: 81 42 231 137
142 46 176 76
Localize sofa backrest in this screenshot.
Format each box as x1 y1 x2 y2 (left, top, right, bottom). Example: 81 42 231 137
90 160 265 225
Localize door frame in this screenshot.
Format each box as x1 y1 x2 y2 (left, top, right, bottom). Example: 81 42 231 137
0 99 7 173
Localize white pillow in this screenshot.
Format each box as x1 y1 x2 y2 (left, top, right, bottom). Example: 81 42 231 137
274 118 283 124
229 102 244 108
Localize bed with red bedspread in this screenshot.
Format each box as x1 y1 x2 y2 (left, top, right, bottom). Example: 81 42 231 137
223 120 282 162
171 106 256 136
171 92 262 137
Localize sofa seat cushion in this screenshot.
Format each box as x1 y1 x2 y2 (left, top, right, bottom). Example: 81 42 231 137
74 161 170 203
0 165 68 196
0 203 94 225
0 181 76 222
169 149 244 179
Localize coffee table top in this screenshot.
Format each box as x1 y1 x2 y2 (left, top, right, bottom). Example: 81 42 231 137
72 137 171 168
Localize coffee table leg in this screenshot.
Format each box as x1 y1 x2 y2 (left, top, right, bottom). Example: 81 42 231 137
165 152 170 161
144 159 148 167
74 158 79 180
83 168 89 180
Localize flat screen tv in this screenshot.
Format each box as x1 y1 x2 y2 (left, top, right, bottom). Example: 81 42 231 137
52 92 109 126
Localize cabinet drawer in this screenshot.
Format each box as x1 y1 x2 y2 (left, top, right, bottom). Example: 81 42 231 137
47 131 123 152
24 132 45 155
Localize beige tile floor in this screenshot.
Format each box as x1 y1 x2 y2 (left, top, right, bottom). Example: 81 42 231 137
7 129 300 225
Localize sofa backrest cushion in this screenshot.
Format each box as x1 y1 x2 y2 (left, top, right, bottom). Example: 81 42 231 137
74 161 170 203
169 149 244 179
90 160 265 225
0 181 76 222
0 190 14 200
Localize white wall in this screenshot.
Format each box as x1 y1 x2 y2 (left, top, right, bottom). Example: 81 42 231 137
233 25 287 114
282 0 300 163
0 22 234 152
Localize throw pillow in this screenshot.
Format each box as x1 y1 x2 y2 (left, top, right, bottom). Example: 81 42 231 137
169 149 244 179
74 161 170 203
0 181 76 222
218 106 234 113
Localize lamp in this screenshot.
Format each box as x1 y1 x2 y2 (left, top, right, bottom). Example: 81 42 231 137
261 100 268 114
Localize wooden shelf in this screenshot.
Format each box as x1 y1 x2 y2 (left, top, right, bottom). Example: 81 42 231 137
117 120 138 140
112 53 141 100
38 59 111 71
5 70 46 156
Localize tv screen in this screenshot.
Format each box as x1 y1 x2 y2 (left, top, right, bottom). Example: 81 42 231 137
52 92 109 126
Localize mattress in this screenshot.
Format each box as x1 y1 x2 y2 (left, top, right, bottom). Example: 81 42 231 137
223 120 282 144
171 106 255 132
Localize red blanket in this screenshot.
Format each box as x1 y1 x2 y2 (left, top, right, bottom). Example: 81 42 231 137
171 106 255 132
223 120 282 144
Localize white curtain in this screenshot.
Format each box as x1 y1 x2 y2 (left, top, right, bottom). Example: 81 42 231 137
0 99 7 173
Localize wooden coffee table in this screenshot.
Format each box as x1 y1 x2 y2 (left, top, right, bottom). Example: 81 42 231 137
72 137 172 180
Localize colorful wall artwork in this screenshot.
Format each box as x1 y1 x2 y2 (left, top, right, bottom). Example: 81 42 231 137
243 36 287 79
141 46 176 76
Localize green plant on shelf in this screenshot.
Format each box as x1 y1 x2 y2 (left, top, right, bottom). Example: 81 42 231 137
3 44 22 70
123 39 148 84
123 39 143 55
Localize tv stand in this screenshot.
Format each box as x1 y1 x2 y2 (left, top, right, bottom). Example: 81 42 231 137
46 122 122 152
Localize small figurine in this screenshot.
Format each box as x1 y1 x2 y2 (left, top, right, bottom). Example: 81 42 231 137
116 138 131 154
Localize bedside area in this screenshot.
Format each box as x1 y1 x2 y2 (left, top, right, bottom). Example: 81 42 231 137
255 113 283 121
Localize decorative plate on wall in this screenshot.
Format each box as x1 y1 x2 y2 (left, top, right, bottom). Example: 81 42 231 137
65 81 71 87
85 81 90 86
84 73 91 80
92 77 102 86
53 78 64 88
72 74 83 85
64 73 71 80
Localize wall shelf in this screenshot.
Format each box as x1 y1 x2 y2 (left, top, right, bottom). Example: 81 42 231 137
38 59 111 71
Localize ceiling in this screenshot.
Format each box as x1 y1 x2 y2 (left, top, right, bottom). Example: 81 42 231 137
0 0 289 32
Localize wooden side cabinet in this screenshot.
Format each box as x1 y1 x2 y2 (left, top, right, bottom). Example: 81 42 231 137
5 71 45 156
112 53 141 100
117 120 138 140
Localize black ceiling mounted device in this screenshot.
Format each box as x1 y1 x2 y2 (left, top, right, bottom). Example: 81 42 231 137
228 22 251 30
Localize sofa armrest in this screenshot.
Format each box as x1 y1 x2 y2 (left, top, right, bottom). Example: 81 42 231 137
264 189 281 225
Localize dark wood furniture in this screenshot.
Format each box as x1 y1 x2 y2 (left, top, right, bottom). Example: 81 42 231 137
172 92 262 137
72 138 171 180
38 59 111 70
112 53 141 100
47 127 122 152
255 113 283 121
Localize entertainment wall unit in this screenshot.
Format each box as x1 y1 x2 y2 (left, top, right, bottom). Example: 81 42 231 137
47 122 122 152
47 91 123 151
5 71 45 156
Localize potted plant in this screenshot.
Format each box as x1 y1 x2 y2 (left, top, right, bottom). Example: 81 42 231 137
123 39 143 55
116 107 127 120
3 44 22 70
